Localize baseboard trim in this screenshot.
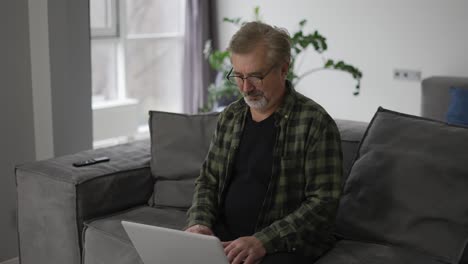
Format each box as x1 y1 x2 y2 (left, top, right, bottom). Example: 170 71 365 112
0 257 19 264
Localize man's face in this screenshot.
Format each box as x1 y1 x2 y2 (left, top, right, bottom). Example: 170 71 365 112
230 44 288 112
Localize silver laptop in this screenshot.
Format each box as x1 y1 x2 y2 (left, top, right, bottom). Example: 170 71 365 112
122 221 229 264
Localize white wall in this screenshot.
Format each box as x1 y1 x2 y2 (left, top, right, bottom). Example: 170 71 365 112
29 0 54 160
0 0 93 261
48 0 93 156
217 0 468 122
27 0 92 160
0 0 36 261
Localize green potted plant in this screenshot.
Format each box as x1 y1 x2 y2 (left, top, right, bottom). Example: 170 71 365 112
200 6 362 112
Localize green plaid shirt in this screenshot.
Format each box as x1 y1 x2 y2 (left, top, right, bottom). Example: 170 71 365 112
187 82 343 258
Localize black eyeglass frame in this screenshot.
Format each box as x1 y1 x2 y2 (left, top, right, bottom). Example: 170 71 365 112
225 65 277 87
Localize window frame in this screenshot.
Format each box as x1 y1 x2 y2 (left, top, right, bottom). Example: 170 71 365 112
90 0 186 104
90 0 119 38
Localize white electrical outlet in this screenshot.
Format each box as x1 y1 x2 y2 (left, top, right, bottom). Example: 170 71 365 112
394 69 421 81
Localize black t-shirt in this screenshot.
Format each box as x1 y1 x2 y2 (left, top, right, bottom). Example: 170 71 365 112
221 110 277 238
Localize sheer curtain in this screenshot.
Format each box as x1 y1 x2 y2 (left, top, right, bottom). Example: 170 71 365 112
183 0 218 114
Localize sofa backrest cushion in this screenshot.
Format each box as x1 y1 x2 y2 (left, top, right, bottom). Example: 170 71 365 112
336 107 468 264
334 119 368 182
149 111 219 209
148 112 368 209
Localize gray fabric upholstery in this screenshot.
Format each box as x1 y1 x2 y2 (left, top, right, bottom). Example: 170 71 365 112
336 108 468 264
422 77 468 264
26 106 468 264
82 206 187 264
462 244 468 264
421 76 468 121
83 226 143 264
16 140 152 264
17 170 82 264
149 111 219 209
335 119 368 181
315 240 444 264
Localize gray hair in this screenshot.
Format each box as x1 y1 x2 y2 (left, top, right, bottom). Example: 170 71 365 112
228 21 291 66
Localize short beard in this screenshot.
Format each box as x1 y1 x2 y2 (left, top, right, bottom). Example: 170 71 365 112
243 91 268 110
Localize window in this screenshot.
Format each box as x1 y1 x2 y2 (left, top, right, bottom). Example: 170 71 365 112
90 0 118 37
90 0 185 137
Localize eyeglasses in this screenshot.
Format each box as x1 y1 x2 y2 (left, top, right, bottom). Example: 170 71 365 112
226 65 276 87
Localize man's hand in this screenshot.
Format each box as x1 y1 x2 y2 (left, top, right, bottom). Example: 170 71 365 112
222 236 266 264
184 224 214 236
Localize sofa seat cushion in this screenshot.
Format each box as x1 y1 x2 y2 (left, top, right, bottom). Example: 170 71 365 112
315 240 445 264
82 206 187 264
336 107 468 263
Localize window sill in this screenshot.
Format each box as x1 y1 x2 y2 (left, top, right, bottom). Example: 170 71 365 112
92 98 139 110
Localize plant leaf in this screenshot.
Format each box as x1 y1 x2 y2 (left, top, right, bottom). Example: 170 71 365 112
299 19 307 28
203 6 365 112
254 6 260 20
223 17 242 25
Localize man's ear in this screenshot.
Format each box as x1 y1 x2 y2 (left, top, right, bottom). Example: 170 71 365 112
280 61 290 79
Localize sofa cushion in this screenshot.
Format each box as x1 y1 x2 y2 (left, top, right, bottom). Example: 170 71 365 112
335 119 368 181
82 206 187 264
335 107 468 264
149 111 219 209
446 87 468 126
462 244 468 264
315 240 444 264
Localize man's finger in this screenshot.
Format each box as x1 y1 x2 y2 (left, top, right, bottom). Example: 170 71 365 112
243 254 260 264
201 229 213 236
232 250 248 264
185 225 213 236
221 241 232 248
224 241 237 254
226 246 242 262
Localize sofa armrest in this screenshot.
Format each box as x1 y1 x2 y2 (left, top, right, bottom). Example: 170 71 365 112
16 140 153 264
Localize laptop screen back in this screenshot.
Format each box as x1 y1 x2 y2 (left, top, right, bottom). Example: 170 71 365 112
122 221 229 264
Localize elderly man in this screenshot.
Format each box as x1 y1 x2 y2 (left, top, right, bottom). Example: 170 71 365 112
186 21 343 264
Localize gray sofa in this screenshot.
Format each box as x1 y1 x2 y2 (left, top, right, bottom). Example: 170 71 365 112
16 76 468 264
